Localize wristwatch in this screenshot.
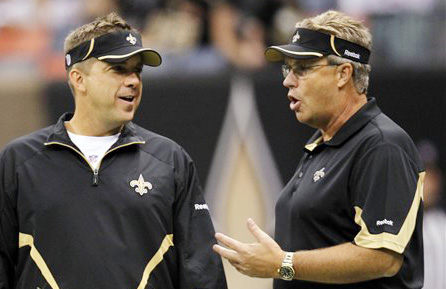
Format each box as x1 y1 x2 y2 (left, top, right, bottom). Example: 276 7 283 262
278 252 295 281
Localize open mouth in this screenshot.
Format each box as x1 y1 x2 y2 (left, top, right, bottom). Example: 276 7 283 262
119 96 135 102
288 96 301 111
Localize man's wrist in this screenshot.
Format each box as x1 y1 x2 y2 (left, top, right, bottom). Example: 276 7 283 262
275 251 286 278
277 251 295 281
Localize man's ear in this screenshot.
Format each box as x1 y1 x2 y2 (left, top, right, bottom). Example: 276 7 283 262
68 67 86 94
337 62 354 89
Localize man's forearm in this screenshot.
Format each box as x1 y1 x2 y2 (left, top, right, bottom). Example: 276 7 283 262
291 242 403 283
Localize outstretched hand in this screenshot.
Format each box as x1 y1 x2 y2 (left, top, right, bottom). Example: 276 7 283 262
213 218 285 278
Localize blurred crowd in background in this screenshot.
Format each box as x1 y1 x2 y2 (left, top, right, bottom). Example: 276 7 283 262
0 0 444 80
0 1 445 288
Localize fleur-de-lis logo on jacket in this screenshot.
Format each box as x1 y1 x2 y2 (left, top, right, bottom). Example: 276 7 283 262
130 174 152 196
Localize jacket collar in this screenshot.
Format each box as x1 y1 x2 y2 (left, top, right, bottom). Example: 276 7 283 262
304 97 381 153
45 112 145 147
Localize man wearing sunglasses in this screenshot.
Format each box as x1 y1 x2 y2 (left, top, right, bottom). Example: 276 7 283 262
213 10 424 289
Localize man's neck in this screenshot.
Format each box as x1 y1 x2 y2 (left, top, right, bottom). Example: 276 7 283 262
321 95 367 142
66 114 123 136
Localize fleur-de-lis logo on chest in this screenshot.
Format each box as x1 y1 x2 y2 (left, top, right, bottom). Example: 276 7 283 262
313 167 326 182
130 174 153 196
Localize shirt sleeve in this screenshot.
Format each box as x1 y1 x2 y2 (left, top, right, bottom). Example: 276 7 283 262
173 148 227 289
350 143 424 254
0 149 18 289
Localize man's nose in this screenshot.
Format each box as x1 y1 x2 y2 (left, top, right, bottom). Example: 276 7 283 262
125 72 141 87
283 71 298 88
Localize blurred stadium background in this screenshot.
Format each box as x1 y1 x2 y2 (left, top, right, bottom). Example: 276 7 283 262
0 0 445 288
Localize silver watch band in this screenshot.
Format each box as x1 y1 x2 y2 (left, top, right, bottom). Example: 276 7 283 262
283 252 294 265
278 251 295 281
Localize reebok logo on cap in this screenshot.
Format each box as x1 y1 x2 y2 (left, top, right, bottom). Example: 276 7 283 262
344 49 361 60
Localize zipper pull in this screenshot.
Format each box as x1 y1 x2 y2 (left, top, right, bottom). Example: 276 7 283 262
93 168 99 186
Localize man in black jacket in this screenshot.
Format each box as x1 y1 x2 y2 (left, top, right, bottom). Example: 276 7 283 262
0 13 227 289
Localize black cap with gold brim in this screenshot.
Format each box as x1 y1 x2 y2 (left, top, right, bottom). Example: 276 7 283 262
65 30 162 69
265 28 370 64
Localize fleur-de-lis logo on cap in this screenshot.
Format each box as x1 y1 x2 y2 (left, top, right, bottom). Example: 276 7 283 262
292 31 300 43
126 33 137 45
130 174 153 196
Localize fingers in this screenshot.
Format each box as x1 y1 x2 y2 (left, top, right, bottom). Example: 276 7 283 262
213 244 240 262
213 224 280 278
215 232 245 251
213 232 246 263
247 218 271 243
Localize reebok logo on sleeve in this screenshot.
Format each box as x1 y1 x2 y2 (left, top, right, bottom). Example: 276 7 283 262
376 219 394 226
194 204 209 211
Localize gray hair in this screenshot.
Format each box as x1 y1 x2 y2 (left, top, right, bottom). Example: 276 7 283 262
297 10 372 94
326 55 371 94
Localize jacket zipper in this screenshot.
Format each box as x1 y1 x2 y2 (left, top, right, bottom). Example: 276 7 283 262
44 141 145 186
93 168 99 186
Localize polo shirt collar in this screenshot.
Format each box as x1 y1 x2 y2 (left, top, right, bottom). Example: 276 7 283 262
304 97 381 153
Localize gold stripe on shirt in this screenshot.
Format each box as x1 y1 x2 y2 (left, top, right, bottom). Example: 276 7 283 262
137 234 174 289
354 172 425 253
19 233 60 289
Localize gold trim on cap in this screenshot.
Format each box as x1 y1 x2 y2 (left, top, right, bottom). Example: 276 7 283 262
330 36 342 57
97 48 147 60
98 48 161 66
82 38 95 61
98 48 158 60
269 46 324 57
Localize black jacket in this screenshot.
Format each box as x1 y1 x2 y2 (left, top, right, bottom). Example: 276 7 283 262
0 113 227 289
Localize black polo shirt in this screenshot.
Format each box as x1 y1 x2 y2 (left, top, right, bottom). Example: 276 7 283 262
274 98 424 289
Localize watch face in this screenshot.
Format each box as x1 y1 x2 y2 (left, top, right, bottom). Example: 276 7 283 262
279 265 295 281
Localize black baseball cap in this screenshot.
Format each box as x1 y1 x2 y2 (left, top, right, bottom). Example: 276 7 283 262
65 30 162 69
265 28 370 64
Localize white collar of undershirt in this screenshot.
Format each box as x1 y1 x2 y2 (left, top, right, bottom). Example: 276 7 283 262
67 130 120 170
